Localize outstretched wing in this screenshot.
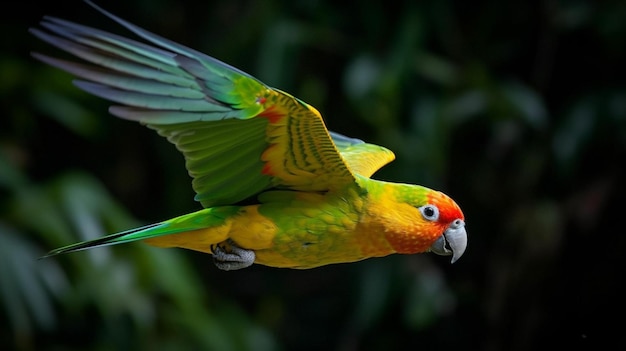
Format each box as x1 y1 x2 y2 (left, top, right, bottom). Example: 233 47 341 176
329 132 395 178
30 1 359 208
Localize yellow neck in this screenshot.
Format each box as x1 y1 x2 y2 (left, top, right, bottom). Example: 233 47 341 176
356 182 443 254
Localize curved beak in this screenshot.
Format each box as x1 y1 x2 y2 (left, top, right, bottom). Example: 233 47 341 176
428 219 467 263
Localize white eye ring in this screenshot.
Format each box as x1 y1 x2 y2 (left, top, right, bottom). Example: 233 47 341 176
418 204 439 221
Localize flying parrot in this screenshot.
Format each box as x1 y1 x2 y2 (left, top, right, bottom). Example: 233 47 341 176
31 1 467 270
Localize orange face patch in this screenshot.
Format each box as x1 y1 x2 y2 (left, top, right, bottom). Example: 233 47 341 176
427 191 465 224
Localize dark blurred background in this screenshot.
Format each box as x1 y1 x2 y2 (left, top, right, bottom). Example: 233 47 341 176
2 0 625 350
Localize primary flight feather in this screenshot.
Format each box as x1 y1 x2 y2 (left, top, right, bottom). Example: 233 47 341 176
32 1 467 270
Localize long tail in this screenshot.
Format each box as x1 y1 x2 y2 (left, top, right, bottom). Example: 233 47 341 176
41 207 238 258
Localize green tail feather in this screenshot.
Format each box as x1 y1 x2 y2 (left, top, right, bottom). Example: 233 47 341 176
41 206 240 258
41 223 166 258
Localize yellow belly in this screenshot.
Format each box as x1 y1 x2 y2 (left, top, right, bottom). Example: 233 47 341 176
143 206 274 253
144 196 399 269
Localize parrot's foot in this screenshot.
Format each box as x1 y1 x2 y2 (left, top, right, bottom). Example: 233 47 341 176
211 240 255 271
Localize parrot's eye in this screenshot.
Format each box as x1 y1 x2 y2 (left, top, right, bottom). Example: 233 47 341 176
418 204 439 221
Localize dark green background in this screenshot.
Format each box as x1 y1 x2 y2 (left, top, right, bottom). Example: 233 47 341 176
2 0 625 350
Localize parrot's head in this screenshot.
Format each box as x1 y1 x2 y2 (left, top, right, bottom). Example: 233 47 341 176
421 190 467 263
381 185 467 263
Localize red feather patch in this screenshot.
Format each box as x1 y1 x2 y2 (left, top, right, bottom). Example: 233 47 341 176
261 163 274 176
258 106 285 124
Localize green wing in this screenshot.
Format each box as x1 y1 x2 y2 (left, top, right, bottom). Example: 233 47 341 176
330 132 395 178
30 1 393 207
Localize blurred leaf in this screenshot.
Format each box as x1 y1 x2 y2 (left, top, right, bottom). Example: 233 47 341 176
0 148 26 189
0 58 28 96
552 98 595 169
344 54 382 100
258 19 304 87
415 52 459 87
403 258 456 330
444 90 488 124
502 80 548 129
351 261 393 331
32 88 102 138
0 223 68 338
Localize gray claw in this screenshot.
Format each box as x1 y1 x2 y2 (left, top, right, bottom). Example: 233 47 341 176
212 240 256 271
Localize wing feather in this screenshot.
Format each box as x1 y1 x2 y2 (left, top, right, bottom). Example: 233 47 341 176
330 132 396 178
31 1 392 207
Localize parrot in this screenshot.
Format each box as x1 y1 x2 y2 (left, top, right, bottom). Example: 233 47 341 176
31 0 467 270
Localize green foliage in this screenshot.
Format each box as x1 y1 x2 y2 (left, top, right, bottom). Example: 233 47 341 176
2 0 625 350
